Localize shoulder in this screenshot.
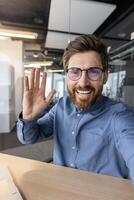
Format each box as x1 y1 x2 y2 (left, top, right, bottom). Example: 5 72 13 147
103 96 133 113
109 100 134 134
114 105 134 126
101 96 134 127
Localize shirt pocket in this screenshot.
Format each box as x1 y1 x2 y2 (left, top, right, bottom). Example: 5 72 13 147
76 128 109 172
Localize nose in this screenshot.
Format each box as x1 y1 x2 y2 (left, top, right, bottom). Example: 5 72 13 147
78 71 90 87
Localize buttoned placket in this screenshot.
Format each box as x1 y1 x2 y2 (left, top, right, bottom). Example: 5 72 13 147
69 111 82 168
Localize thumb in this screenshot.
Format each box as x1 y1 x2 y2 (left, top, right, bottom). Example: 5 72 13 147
46 90 56 104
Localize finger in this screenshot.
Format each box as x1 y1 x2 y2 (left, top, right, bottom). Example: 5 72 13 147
40 71 47 93
34 68 40 90
30 68 35 89
46 90 56 104
24 76 29 91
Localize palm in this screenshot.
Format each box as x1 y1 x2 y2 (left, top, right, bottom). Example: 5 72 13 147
23 68 55 120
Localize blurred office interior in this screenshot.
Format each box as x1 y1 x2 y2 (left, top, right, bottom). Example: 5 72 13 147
0 0 134 161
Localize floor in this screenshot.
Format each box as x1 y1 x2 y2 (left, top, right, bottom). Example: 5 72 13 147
0 126 53 162
0 126 22 151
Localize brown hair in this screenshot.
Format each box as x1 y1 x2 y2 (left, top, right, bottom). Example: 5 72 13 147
63 34 108 71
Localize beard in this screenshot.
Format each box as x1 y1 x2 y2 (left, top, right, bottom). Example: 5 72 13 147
67 85 103 109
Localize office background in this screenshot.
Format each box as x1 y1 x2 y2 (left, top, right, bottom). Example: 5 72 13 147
0 0 134 160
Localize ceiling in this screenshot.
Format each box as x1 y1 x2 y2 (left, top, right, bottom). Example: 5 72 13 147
0 0 134 68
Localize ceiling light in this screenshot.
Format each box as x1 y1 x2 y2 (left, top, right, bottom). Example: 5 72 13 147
0 28 38 39
47 69 64 73
33 53 39 58
24 61 53 68
0 36 7 40
48 0 116 34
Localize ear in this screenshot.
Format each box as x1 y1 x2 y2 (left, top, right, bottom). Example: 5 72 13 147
103 70 108 84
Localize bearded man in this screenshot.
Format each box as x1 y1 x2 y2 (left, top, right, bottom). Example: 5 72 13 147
17 34 134 186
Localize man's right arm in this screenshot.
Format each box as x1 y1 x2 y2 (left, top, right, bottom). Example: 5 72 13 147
17 68 55 144
17 103 56 144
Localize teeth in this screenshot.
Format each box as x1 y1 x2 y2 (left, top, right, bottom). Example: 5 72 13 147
77 90 91 94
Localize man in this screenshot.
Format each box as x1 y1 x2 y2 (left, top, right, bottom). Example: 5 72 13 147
17 34 134 185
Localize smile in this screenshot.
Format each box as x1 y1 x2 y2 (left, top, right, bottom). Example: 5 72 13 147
76 90 92 94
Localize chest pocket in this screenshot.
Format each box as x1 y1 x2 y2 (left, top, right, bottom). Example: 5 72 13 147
76 128 109 172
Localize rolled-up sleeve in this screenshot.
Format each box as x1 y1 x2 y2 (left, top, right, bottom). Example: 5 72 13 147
17 117 40 144
17 104 57 144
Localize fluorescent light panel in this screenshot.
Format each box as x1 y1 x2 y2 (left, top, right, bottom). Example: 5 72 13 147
48 0 116 34
46 0 116 49
47 69 64 73
0 28 38 39
0 36 7 40
24 61 53 68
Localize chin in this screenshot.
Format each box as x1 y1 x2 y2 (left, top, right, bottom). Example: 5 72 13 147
73 93 102 109
75 99 94 109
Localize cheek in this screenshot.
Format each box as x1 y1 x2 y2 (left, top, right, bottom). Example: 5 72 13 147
92 80 104 91
67 77 76 90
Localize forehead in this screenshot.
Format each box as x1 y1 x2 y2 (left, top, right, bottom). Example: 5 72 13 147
68 51 102 68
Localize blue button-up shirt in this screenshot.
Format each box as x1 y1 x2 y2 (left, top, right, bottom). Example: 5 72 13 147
17 95 134 185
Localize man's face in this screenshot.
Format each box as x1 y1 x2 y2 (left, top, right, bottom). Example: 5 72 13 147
67 51 108 109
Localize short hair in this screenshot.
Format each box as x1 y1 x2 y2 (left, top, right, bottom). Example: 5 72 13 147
63 34 108 71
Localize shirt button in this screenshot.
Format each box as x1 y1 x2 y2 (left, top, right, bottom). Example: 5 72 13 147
72 131 75 135
72 146 75 150
77 113 80 117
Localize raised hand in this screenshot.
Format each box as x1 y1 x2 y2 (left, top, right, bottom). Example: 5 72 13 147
23 68 55 120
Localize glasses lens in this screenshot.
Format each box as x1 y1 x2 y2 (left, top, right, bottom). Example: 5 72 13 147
88 67 103 81
68 68 81 80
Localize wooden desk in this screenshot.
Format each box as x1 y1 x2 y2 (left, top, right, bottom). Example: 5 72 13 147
0 153 133 200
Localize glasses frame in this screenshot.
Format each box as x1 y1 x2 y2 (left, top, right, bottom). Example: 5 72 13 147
66 67 105 81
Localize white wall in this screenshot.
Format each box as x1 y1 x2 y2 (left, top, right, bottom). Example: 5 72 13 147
0 38 23 121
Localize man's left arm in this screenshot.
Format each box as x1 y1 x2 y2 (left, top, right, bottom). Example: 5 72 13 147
113 110 134 185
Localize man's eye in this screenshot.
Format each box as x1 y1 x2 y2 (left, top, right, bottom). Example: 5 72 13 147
90 69 100 74
71 69 79 74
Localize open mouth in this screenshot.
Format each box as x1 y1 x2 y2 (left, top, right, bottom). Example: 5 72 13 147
75 89 93 101
76 89 92 94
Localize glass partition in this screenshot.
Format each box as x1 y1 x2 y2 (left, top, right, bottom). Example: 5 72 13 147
104 40 134 107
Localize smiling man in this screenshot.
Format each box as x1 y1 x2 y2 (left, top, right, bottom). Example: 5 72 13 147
17 34 134 186
66 51 108 109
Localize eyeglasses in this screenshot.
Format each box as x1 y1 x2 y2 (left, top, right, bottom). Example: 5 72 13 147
66 67 104 81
